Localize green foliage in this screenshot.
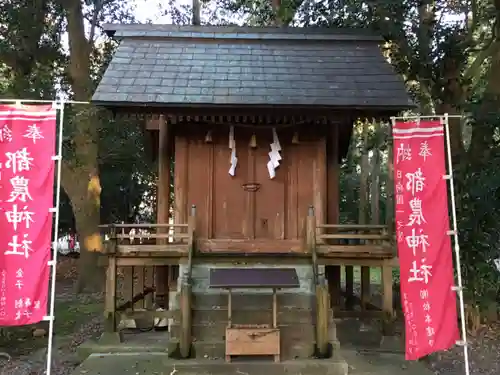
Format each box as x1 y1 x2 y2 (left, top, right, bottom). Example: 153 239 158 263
0 0 155 231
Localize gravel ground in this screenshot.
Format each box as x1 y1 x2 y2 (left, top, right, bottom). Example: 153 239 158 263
0 262 497 375
428 324 500 375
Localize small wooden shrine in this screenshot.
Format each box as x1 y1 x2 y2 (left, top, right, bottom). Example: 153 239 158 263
92 25 411 363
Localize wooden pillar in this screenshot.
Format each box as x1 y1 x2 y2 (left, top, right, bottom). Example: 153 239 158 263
383 122 396 334
315 284 329 357
179 283 192 358
360 268 371 310
382 262 395 334
156 115 171 308
326 125 341 310
359 119 370 311
101 227 121 343
306 206 317 285
344 266 354 310
326 265 341 310
364 122 382 311
144 267 154 309
180 205 196 359
386 122 394 240
134 267 145 309
104 257 117 331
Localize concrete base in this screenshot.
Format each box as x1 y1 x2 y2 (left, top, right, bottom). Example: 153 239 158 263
71 353 349 375
77 336 172 362
379 336 404 354
97 332 123 345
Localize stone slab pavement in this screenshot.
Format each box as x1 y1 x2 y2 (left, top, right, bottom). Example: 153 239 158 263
70 350 435 375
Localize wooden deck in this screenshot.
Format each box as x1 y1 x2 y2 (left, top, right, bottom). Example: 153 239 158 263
98 206 398 360
99 209 396 266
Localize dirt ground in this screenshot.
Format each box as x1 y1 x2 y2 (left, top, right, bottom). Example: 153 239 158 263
0 258 103 375
0 260 498 375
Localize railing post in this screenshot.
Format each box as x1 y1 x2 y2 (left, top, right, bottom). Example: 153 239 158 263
307 205 318 286
308 206 328 357
187 204 196 254
101 224 121 344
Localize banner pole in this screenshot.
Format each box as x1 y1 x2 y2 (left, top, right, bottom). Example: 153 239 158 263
45 100 65 375
443 113 470 375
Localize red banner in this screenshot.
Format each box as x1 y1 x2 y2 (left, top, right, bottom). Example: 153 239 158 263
393 120 459 360
0 104 57 326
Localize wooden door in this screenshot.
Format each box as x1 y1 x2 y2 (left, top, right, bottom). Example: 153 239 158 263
253 144 286 239
212 136 250 239
174 128 327 246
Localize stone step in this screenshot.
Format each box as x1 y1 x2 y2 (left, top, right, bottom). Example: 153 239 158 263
170 322 336 343
169 339 340 361
184 307 334 325
173 293 317 310
72 354 348 375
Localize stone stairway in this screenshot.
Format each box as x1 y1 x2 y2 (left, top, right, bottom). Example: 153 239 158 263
170 292 338 359
169 264 341 361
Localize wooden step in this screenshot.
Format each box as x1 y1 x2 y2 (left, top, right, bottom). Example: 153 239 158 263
169 322 336 343
173 293 317 310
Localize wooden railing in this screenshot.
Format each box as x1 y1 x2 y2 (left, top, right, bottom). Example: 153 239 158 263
100 206 197 340
99 205 196 257
306 206 394 258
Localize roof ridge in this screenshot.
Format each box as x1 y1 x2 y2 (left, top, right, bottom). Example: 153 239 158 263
102 24 383 42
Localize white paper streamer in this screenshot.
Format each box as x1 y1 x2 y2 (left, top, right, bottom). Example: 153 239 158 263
267 128 282 179
228 126 237 176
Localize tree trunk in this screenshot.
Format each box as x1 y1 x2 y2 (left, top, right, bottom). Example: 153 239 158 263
63 167 102 292
60 0 101 291
192 0 201 25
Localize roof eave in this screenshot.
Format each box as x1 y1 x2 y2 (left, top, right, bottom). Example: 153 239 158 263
90 100 414 114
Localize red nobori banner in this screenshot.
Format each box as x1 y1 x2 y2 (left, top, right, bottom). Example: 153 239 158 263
393 119 459 360
0 104 57 326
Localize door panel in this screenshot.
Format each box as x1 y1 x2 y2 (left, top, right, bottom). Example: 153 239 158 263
254 144 286 239
212 137 249 239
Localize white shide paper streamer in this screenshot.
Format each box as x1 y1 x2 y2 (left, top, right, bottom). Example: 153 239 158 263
228 126 238 176
267 128 282 179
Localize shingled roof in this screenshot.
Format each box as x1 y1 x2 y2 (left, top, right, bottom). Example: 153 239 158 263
92 25 412 110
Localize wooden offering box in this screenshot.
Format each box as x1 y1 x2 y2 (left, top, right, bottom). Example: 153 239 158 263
225 327 280 360
209 268 299 363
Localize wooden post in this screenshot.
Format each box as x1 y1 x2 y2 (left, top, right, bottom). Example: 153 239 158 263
381 261 395 335
386 121 394 240
359 119 370 311
225 288 232 363
104 256 117 330
344 266 354 310
316 284 329 357
365 122 382 311
360 268 371 311
383 121 396 335
180 205 196 359
326 265 341 310
179 283 192 358
134 267 145 309
144 267 154 309
156 115 171 308
102 225 121 343
187 205 197 257
272 288 280 363
326 125 341 311
306 206 317 285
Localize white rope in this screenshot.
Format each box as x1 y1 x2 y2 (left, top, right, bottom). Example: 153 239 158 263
0 99 89 105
